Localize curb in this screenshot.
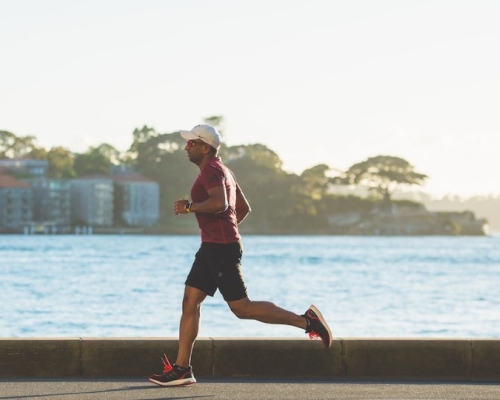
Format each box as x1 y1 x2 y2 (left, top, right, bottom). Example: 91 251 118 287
1 338 500 381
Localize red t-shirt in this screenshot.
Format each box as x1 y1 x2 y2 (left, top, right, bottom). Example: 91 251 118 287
191 157 241 244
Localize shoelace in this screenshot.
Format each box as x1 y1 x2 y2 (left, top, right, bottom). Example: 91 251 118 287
308 330 321 340
161 354 174 373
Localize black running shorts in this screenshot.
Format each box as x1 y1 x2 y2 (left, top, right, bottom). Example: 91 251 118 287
185 241 248 302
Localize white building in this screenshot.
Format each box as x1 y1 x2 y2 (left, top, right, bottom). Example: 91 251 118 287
113 175 160 227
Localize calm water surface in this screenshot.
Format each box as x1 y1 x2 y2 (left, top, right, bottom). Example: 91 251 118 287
1 234 499 338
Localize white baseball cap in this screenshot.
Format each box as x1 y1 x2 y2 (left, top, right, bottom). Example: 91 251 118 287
180 124 221 150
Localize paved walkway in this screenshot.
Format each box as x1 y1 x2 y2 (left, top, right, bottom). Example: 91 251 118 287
1 378 500 399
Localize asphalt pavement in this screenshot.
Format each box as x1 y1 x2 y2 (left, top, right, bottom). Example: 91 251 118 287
1 378 500 400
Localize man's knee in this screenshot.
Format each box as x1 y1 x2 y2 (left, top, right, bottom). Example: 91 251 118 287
182 287 206 313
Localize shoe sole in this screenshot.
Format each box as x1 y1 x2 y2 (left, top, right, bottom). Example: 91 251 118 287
149 377 196 387
310 304 333 348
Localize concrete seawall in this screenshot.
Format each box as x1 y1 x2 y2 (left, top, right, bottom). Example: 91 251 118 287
1 338 500 381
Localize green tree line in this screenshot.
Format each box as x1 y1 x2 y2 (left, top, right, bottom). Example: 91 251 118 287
0 119 428 233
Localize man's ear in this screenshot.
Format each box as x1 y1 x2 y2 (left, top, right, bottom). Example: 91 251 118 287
204 144 215 155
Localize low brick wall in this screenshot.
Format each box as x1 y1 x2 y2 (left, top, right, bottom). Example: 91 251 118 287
1 338 499 381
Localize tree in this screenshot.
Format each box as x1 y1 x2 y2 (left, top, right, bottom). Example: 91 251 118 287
0 130 16 158
300 164 331 200
342 155 428 202
222 143 329 232
224 146 293 232
130 130 196 224
0 130 42 159
203 115 225 135
224 143 283 170
95 143 121 165
128 125 157 158
25 147 48 160
74 146 114 177
47 147 76 178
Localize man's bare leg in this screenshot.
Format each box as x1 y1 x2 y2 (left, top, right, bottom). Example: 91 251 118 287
227 297 307 329
176 285 207 368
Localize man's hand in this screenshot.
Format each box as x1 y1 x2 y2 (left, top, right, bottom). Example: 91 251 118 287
174 199 191 215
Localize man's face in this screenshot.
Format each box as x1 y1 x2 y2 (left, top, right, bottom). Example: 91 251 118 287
185 139 208 164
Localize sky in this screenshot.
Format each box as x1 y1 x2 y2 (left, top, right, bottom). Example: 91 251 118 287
1 0 499 198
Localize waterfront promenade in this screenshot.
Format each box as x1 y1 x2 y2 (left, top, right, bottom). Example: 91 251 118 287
2 338 500 380
2 337 500 399
2 378 500 399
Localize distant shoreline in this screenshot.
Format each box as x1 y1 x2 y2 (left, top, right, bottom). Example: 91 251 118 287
1 229 496 237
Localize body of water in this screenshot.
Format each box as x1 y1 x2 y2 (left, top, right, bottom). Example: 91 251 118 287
1 234 499 339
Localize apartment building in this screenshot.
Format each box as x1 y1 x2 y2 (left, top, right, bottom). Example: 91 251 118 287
70 177 114 226
28 178 71 226
0 159 161 231
0 174 33 231
113 175 160 226
0 159 48 177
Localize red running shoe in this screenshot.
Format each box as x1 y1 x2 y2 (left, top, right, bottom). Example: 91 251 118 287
149 354 196 387
303 304 333 348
